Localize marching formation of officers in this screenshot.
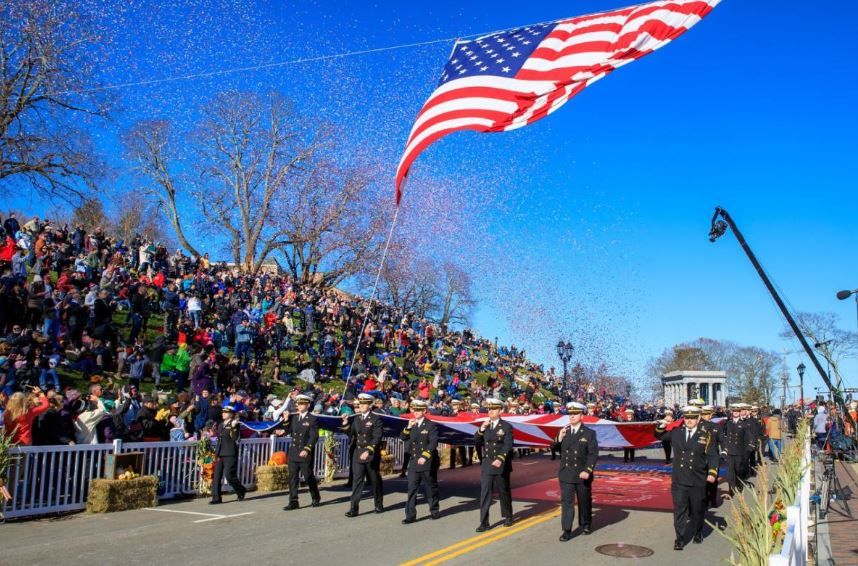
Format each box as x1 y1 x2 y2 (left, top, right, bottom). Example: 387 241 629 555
211 392 769 548
654 398 767 550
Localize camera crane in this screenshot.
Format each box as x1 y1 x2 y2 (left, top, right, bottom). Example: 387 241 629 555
708 206 855 431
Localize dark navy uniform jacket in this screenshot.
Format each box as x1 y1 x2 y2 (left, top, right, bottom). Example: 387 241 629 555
474 419 514 475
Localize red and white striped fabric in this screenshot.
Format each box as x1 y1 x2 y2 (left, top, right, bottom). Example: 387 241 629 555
395 0 720 203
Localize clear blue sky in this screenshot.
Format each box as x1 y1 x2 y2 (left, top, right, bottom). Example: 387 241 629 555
11 0 858 398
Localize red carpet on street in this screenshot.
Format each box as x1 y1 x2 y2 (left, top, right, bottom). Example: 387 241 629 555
440 454 728 513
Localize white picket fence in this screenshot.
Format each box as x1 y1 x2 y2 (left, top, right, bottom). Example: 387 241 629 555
2 435 405 520
769 437 811 566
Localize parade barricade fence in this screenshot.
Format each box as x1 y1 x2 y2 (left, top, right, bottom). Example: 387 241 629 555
2 434 400 520
769 436 811 566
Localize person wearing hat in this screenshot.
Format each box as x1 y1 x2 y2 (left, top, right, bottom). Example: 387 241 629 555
449 399 471 469
747 405 764 474
400 399 440 523
553 401 598 541
722 404 751 495
655 406 719 550
283 394 321 510
210 405 246 504
585 402 597 418
473 398 514 531
699 405 722 507
342 393 384 517
622 408 636 463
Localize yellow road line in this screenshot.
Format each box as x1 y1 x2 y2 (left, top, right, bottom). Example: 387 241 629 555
401 507 560 566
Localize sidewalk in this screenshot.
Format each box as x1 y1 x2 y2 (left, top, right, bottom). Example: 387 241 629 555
819 460 858 565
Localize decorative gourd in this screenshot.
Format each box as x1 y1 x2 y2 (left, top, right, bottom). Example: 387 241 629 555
268 451 288 466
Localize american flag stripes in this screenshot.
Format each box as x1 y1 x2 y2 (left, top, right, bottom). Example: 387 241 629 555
395 0 721 204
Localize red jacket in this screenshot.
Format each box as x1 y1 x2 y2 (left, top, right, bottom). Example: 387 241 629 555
3 396 51 446
0 236 15 262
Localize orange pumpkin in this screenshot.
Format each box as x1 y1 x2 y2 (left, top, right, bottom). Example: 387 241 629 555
268 451 288 466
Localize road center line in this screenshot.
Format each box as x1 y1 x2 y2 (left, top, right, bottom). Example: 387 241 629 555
401 507 560 566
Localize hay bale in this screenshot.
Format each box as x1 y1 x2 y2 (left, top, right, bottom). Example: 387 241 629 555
380 454 395 476
256 464 289 492
86 476 158 513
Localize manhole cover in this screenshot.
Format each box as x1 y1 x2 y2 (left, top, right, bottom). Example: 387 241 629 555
595 544 654 558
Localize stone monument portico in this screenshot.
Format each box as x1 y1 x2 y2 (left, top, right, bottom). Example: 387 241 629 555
661 370 727 407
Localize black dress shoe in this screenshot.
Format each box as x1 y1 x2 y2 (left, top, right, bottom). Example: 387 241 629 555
345 510 357 518
374 506 384 514
693 534 703 544
559 531 573 542
283 503 299 511
237 492 246 501
431 512 440 520
674 539 684 551
209 500 222 505
582 526 592 535
476 523 490 533
311 499 321 507
503 518 514 527
402 518 415 525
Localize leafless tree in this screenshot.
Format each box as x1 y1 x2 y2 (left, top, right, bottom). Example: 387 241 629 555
436 261 475 329
110 191 176 249
645 338 782 404
375 245 438 317
123 120 201 257
71 198 107 232
125 91 387 281
275 157 387 287
0 0 111 201
191 91 319 272
780 311 858 388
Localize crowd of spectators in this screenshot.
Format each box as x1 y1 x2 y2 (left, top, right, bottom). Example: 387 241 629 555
0 212 590 446
2 212 757 449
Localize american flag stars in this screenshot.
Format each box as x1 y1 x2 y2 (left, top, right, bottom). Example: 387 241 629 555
438 23 555 85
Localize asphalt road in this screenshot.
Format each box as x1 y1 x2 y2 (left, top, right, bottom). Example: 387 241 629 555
1 448 734 566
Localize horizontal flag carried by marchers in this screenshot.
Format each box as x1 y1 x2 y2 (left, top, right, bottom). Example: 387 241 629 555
395 0 720 204
240 413 723 448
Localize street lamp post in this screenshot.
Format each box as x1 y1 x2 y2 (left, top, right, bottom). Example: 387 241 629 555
556 340 574 399
836 288 858 331
797 362 806 410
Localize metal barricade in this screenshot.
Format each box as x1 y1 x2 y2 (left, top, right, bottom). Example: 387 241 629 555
1 444 113 519
1 434 405 519
119 440 200 497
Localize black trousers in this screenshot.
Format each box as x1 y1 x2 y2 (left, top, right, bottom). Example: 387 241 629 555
289 460 320 504
671 483 705 541
212 456 245 501
662 440 672 463
350 455 383 511
726 454 745 494
479 471 512 525
346 443 357 486
560 481 592 532
450 446 472 469
405 467 439 520
705 480 718 507
623 448 635 462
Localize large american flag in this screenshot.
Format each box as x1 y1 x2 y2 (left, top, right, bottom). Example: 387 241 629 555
395 0 720 203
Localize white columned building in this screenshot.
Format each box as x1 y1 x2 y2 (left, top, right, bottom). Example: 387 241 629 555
661 370 727 407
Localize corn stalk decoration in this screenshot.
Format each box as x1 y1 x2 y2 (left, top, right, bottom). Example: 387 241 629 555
196 436 216 496
712 421 809 565
324 434 336 483
0 428 20 517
